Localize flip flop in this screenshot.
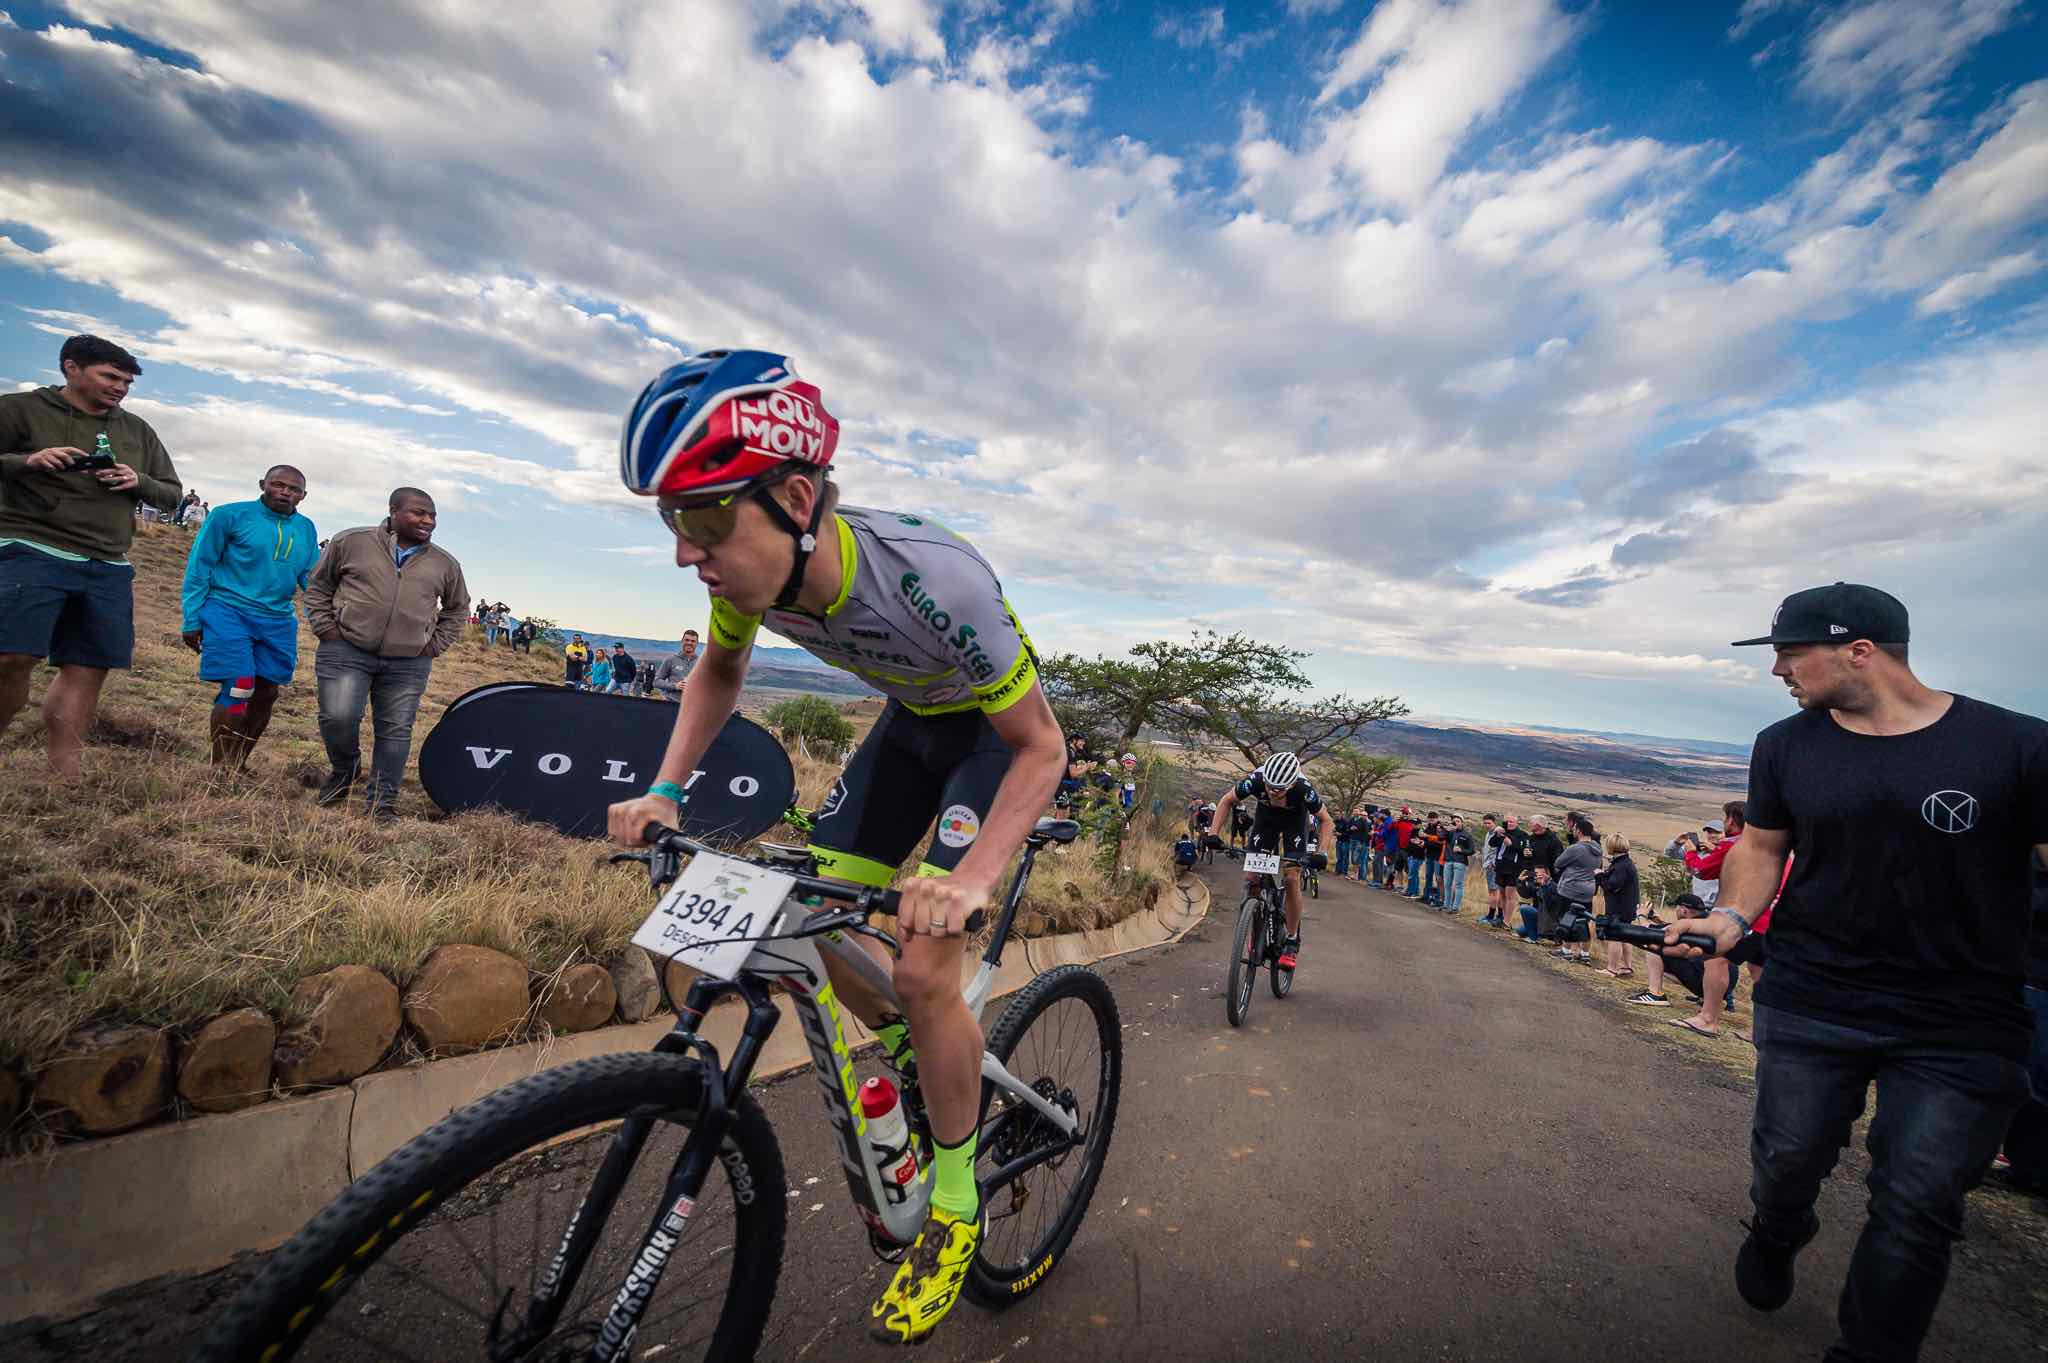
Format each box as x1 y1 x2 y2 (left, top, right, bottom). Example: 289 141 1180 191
1673 1019 1719 1037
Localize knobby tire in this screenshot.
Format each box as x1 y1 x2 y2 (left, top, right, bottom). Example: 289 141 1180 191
189 1052 786 1363
968 964 1123 1307
1226 897 1262 1028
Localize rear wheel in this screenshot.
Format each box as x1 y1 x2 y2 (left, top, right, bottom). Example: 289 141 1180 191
1271 899 1296 1000
1226 898 1262 1027
969 965 1122 1306
190 1052 786 1363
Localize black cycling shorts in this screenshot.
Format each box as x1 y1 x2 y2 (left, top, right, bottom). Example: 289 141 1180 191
1247 804 1307 858
808 700 1012 888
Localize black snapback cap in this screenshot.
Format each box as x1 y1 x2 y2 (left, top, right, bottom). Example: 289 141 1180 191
1732 582 1909 647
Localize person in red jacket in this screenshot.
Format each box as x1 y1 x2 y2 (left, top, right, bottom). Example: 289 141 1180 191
1389 807 1417 891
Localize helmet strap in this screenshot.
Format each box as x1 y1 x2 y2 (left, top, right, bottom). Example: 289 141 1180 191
752 479 824 611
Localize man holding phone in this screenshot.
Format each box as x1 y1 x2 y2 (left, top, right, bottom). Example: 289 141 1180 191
0 334 182 780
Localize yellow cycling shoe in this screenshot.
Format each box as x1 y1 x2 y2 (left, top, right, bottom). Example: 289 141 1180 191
868 1202 982 1345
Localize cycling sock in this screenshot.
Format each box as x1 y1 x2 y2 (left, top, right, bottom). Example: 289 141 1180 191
215 675 256 716
929 1131 980 1219
875 1019 915 1072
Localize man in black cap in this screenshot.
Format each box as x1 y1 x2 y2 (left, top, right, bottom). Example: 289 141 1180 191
1665 582 2047 1361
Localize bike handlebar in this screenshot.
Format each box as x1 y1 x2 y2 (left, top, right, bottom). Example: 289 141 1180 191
616 823 984 940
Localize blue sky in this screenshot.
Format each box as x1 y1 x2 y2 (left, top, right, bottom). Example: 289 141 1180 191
3 0 2045 744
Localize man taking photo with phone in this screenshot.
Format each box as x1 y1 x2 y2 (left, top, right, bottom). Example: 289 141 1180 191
1665 583 2046 1362
0 334 182 780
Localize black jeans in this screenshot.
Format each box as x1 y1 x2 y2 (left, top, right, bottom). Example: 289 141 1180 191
1749 1004 2030 1362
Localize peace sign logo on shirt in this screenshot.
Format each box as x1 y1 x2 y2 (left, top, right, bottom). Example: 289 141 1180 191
1920 790 1978 834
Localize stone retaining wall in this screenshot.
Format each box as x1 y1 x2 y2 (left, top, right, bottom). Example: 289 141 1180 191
0 876 1207 1325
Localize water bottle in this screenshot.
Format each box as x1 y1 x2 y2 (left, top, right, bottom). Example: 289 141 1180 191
859 1075 921 1204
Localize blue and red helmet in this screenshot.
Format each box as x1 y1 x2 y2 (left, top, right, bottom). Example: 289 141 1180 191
619 349 840 499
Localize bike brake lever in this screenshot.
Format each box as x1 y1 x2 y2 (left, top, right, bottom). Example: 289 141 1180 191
607 851 651 866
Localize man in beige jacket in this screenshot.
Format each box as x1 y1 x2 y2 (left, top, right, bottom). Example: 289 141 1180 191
303 487 469 818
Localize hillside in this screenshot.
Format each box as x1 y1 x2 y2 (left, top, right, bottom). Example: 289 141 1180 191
1352 718 1745 788
0 524 1170 1099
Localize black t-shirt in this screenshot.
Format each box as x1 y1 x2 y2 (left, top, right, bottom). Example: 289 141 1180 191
1494 829 1528 878
1523 830 1563 875
1748 695 2048 1059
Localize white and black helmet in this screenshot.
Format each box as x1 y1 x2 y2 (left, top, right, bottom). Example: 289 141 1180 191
1257 750 1302 790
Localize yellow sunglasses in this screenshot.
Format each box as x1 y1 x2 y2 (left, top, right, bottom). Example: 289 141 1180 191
657 492 745 547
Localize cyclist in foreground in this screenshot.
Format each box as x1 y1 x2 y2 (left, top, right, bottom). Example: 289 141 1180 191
1210 752 1335 972
604 350 1066 1346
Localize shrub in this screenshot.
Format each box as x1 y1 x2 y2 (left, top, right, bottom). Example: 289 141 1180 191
762 694 855 759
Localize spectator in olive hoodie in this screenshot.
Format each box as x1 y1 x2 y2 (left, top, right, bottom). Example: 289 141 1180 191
303 488 469 819
0 335 182 780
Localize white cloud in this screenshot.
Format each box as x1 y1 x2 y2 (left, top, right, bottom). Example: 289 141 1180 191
1156 6 1225 49
1297 0 1575 211
1796 0 2020 108
1915 250 2045 315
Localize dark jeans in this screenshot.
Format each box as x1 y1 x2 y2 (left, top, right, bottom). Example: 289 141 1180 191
2001 985 2048 1184
314 638 433 806
1749 1004 2030 1363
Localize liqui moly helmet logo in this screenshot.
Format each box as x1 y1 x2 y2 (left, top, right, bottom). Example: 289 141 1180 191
733 382 836 465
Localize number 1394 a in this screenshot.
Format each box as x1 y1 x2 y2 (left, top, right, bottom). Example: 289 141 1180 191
662 891 755 940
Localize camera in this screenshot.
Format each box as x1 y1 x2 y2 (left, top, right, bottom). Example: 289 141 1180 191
71 450 118 473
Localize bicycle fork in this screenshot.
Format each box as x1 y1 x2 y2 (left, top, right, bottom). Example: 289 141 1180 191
513 980 779 1363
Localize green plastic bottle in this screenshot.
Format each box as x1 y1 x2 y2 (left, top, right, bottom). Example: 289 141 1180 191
93 432 114 465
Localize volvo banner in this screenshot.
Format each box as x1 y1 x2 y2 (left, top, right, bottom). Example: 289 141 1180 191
419 684 796 842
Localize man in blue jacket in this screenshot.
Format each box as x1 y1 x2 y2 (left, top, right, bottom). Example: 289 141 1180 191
180 465 318 768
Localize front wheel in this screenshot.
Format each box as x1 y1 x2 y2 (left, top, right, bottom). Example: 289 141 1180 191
1226 898 1262 1027
970 965 1123 1307
190 1052 787 1363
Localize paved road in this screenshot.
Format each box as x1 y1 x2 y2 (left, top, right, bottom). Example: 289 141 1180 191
8 863 2042 1361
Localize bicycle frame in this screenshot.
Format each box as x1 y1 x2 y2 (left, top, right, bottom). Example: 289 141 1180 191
526 840 1085 1362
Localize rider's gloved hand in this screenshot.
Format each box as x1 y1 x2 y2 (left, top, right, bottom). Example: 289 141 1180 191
1308 852 1328 871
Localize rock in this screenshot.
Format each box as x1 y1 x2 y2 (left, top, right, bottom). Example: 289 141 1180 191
537 963 618 1034
177 1008 277 1112
609 947 662 1023
662 956 701 1010
405 945 529 1055
35 1023 171 1135
275 964 401 1089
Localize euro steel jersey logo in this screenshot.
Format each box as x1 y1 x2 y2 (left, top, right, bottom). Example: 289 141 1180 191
899 572 998 682
733 386 831 463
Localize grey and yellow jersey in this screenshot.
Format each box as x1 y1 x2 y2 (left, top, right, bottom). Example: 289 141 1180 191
708 506 1038 717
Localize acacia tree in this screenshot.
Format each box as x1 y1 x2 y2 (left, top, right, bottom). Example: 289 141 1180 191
1308 747 1407 812
1039 631 1308 752
1193 689 1410 768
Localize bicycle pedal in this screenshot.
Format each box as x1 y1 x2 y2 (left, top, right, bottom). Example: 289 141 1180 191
867 1226 910 1264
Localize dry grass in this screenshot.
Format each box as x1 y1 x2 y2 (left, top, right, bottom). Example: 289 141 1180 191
1 524 1170 1077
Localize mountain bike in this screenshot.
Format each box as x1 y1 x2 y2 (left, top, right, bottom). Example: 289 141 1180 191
1218 844 1323 1028
194 817 1121 1363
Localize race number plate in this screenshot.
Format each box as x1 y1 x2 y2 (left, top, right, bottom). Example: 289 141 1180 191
1242 852 1281 875
631 850 792 981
